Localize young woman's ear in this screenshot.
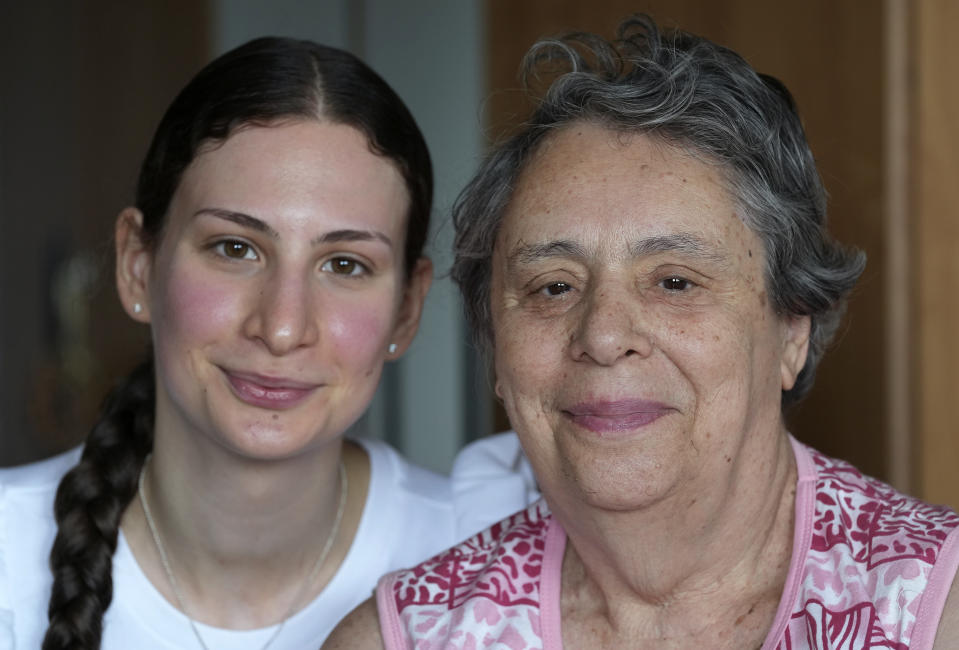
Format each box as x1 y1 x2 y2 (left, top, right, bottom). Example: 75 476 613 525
386 257 433 359
115 207 153 323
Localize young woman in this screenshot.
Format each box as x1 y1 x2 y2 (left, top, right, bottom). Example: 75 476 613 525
0 37 525 649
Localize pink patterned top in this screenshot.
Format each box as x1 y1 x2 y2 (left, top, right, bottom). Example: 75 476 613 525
377 438 959 649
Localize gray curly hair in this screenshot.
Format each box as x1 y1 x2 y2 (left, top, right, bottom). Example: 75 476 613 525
451 15 865 405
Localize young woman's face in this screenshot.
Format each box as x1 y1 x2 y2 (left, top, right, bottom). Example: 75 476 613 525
119 120 430 460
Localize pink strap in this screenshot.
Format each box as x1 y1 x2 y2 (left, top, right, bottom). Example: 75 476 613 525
539 514 567 649
760 436 817 649
376 573 405 650
909 525 959 650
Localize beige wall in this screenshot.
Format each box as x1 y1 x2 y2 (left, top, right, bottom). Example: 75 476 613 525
914 1 959 504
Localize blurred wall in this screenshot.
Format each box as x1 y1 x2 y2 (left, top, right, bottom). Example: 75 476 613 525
0 1 211 465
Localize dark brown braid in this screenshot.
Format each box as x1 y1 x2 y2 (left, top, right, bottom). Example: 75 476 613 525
41 361 154 650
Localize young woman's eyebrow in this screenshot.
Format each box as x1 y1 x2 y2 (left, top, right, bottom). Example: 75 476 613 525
191 211 392 249
192 208 279 238
311 229 393 247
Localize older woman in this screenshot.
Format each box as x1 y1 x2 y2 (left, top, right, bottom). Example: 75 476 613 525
327 15 959 649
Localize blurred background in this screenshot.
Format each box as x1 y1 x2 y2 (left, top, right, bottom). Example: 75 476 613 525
1 1 957 506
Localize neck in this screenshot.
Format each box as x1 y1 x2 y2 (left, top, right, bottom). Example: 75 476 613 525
555 431 796 646
121 433 369 629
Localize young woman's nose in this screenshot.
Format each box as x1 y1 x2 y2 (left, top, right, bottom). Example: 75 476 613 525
242 270 319 355
568 284 653 365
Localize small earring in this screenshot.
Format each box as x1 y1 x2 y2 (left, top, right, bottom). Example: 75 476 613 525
133 303 142 314
388 343 397 355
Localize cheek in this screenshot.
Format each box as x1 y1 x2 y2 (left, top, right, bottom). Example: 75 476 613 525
663 308 779 411
324 298 393 362
153 266 240 352
494 316 564 408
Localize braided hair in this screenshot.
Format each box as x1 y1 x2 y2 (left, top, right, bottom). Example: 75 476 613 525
42 37 432 649
42 361 154 648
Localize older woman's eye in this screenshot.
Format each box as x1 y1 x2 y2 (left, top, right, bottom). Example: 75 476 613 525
322 257 367 277
661 277 693 291
216 240 258 260
541 282 572 296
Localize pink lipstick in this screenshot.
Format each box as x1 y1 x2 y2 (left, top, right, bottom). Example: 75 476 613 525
223 370 318 410
563 400 672 435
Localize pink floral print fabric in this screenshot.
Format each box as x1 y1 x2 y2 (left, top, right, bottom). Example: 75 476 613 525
377 440 959 649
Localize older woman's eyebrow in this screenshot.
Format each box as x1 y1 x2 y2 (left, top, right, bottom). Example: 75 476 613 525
629 233 727 262
193 208 279 238
508 240 588 267
509 234 727 267
310 229 393 247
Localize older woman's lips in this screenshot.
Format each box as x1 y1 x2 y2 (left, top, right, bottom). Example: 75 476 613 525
223 370 319 410
563 400 672 434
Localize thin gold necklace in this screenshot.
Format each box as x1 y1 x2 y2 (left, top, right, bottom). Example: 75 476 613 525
137 457 348 650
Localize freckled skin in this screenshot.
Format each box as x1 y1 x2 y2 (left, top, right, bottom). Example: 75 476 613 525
491 123 813 648
145 121 414 461
491 121 803 514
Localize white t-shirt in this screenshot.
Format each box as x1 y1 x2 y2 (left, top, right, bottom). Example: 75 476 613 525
0 434 533 649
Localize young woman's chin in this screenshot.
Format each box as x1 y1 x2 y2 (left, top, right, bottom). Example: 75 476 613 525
207 392 370 462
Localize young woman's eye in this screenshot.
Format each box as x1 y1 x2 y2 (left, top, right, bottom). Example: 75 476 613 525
322 257 367 277
660 276 693 291
215 240 258 260
540 282 572 296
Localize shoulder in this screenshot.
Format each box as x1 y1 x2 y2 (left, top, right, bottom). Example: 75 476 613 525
387 499 551 610
785 440 959 648
345 435 538 587
0 446 80 534
349 437 458 570
355 436 452 504
322 597 384 650
355 438 453 515
801 442 959 543
0 447 81 492
935 575 959 648
375 500 552 647
0 448 80 644
451 431 540 539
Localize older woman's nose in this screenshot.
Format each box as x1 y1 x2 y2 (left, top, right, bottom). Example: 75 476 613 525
242 271 319 355
569 287 653 365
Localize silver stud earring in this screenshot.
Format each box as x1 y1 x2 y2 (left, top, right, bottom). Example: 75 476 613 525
133 303 142 314
388 343 397 355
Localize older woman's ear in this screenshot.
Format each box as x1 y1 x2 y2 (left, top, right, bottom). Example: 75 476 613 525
780 315 811 391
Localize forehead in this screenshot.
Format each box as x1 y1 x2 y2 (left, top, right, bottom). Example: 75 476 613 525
498 123 749 254
186 120 404 199
170 120 409 237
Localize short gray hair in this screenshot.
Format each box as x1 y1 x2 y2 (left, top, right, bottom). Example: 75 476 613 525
451 14 865 405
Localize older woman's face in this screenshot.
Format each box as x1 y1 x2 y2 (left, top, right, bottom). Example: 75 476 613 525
490 123 809 511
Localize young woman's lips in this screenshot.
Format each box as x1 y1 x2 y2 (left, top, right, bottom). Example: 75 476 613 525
563 400 673 434
223 370 319 410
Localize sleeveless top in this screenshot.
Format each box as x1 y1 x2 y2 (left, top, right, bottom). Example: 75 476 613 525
377 438 959 649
